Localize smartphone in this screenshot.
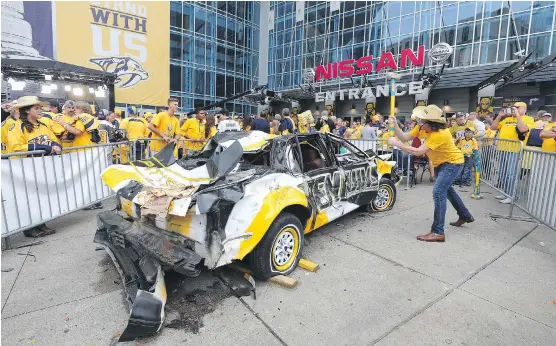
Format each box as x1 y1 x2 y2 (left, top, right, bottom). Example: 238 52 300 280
504 107 513 115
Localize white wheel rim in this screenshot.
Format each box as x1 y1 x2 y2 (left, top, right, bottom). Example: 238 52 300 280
273 231 295 266
374 187 390 208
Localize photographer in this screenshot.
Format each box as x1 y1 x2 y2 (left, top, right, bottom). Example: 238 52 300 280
490 102 534 204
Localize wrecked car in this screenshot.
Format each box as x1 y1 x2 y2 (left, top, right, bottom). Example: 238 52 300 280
95 130 399 340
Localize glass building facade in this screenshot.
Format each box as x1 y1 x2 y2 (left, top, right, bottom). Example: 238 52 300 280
268 1 556 92
168 1 261 115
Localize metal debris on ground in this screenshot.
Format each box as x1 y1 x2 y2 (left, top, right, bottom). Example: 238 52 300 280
1 267 14 272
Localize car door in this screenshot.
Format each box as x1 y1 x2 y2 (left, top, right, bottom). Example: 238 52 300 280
325 134 379 207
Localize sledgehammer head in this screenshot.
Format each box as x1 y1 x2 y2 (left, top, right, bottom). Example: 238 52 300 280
387 72 401 80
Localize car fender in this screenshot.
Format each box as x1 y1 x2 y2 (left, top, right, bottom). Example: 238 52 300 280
216 174 309 266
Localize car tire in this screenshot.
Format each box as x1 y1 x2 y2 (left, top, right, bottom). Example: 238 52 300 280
250 212 304 280
368 178 396 212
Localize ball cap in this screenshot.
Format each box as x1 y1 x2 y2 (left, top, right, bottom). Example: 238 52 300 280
514 101 527 108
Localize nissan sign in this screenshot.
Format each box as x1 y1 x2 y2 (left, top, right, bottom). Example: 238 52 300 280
429 43 453 64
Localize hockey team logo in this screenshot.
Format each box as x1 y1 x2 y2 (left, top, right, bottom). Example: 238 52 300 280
89 57 149 88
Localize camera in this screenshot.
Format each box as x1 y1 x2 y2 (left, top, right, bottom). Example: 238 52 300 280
504 107 513 115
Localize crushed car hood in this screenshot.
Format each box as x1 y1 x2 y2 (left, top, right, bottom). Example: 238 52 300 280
101 131 274 218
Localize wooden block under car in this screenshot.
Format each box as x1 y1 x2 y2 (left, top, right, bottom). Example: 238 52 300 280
269 275 297 288
298 258 319 272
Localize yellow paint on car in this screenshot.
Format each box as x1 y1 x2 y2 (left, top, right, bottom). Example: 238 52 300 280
166 211 195 237
121 198 134 217
236 186 308 260
308 211 328 233
101 167 146 190
377 160 393 176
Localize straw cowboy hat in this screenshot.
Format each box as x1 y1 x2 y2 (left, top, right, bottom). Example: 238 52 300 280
412 104 446 124
12 96 48 109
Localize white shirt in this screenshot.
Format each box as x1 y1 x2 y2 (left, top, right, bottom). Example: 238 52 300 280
217 120 241 133
472 119 485 137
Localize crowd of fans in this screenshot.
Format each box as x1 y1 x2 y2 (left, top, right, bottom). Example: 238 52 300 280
2 95 555 237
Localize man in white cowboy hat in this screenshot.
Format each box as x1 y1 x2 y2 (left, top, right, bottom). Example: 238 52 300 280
386 104 474 243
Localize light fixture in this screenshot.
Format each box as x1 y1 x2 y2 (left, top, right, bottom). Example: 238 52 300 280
351 104 356 110
88 87 95 93
443 100 449 106
65 85 71 91
41 85 51 94
95 89 106 98
45 75 53 81
73 88 83 96
50 84 58 90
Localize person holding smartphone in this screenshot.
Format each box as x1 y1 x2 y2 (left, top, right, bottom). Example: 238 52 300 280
490 102 535 204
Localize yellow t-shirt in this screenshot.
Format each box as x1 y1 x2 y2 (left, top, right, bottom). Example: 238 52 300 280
70 113 99 147
120 117 149 140
180 117 205 150
1 117 19 154
40 112 65 138
457 137 478 155
350 126 363 139
319 123 330 133
207 126 217 139
496 115 534 152
150 112 175 152
541 122 556 152
410 127 464 167
9 121 60 153
450 121 476 139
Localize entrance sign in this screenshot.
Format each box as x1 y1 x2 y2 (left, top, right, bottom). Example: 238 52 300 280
314 81 424 102
314 46 425 81
429 43 453 64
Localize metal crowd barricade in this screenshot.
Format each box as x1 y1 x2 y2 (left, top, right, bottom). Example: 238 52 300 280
513 149 556 230
477 138 524 216
1 141 132 241
128 138 209 161
348 138 415 189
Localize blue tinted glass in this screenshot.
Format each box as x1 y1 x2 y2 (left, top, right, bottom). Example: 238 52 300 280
552 32 556 54
388 1 401 17
509 12 530 36
530 6 554 33
528 33 551 60
457 1 475 23
511 1 532 12
170 2 182 28
401 1 416 15
441 5 458 25
482 17 500 40
484 1 502 17
480 41 498 63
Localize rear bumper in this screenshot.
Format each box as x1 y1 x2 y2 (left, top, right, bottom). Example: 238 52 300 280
94 211 202 341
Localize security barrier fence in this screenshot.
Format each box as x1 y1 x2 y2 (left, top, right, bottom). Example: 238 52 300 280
478 138 555 231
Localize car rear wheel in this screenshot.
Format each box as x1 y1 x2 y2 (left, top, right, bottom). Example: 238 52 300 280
250 213 304 279
368 178 396 212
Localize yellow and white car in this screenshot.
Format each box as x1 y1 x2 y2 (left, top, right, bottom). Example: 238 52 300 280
95 130 398 340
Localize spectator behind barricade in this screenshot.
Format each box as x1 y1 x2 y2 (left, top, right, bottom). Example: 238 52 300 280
2 101 20 154
178 109 206 152
119 106 149 159
535 110 547 122
39 103 63 139
468 112 485 138
97 109 116 144
483 120 497 143
490 102 535 204
449 115 457 128
454 128 478 186
252 112 270 133
450 112 476 139
318 112 331 133
362 118 378 140
349 121 363 139
243 115 253 132
54 101 100 148
204 115 217 140
279 108 295 135
148 97 179 155
539 113 556 152
524 111 550 151
270 119 280 135
337 120 347 137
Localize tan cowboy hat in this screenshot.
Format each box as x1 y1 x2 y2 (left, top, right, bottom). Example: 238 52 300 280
12 96 48 109
412 104 446 124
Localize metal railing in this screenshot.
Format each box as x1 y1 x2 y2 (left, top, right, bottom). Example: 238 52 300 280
1 142 132 238
478 138 555 231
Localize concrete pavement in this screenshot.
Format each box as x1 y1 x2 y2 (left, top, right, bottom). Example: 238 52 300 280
2 184 555 345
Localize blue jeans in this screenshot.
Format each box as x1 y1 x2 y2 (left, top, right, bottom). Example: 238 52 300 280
497 151 519 196
432 163 473 235
455 155 474 184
